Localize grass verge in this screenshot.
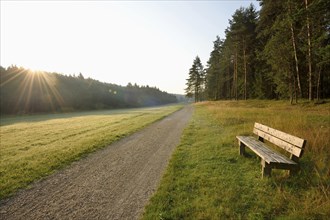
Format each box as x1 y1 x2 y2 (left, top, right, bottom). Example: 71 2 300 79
0 104 183 199
142 100 330 219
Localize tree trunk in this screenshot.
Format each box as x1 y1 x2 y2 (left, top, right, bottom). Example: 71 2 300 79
215 73 220 100
316 67 321 101
227 59 231 99
232 56 235 99
235 44 238 100
305 0 313 101
289 2 301 99
289 71 293 105
292 67 297 103
289 82 293 105
243 38 247 100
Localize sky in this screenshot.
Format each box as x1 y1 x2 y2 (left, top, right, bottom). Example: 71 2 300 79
1 1 260 94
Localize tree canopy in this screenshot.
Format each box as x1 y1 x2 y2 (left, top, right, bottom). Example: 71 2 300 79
0 65 177 115
186 1 330 102
185 56 205 102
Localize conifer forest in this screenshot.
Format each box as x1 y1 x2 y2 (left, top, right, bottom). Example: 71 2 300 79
185 0 330 103
0 66 177 115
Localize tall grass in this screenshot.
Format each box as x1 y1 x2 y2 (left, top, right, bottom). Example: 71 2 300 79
0 105 183 199
143 100 330 219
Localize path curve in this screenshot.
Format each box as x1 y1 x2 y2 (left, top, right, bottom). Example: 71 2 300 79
0 105 193 220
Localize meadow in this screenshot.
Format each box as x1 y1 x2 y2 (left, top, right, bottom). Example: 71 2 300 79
143 100 330 219
0 105 183 199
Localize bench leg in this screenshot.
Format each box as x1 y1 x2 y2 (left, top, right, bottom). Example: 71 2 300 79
261 160 271 178
239 141 246 156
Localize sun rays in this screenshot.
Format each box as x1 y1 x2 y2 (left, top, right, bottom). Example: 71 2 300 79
1 67 65 113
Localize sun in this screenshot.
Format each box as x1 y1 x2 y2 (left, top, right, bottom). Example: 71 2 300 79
27 67 42 74
1 66 65 113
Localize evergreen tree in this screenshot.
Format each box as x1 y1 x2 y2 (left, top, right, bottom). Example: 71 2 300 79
222 4 258 100
301 0 330 100
0 66 177 115
185 56 205 102
257 0 330 101
205 36 224 100
200 1 330 102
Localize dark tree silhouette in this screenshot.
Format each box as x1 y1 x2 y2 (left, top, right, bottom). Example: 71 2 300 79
0 66 177 115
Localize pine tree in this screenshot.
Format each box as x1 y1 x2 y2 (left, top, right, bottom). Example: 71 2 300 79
193 1 330 101
205 36 224 100
185 56 205 102
224 4 258 100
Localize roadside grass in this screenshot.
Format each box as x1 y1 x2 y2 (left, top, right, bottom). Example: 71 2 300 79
0 105 183 199
143 100 330 219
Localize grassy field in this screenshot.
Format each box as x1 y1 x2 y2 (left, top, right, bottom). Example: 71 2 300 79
0 105 183 199
143 100 330 219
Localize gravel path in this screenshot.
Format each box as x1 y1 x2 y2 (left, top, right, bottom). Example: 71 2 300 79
0 105 193 220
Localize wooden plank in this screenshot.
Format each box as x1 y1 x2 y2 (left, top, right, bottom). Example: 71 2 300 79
269 152 293 164
256 144 296 164
236 136 296 165
253 128 303 157
237 135 299 178
254 123 306 148
247 139 295 164
237 136 273 162
237 136 274 162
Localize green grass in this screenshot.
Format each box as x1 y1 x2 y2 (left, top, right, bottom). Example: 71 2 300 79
142 100 330 219
0 105 183 199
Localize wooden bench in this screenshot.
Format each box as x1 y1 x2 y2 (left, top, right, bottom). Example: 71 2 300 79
236 123 306 177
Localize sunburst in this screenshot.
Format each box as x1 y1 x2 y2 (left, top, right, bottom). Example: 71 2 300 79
1 68 65 113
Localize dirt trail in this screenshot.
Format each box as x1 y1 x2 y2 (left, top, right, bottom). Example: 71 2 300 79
0 105 193 220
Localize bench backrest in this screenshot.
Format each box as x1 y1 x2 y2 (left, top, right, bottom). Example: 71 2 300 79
253 122 306 160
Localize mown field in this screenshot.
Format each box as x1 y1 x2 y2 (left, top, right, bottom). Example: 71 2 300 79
143 100 330 219
0 105 183 199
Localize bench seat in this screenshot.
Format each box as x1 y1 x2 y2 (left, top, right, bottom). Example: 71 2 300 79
237 136 297 166
236 123 306 177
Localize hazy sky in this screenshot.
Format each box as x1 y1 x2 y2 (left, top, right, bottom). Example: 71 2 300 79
1 1 260 94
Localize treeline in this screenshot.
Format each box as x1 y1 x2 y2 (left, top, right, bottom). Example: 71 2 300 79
0 65 177 115
186 0 330 103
